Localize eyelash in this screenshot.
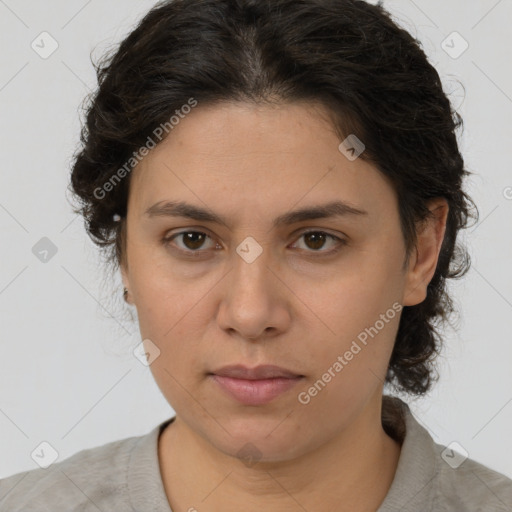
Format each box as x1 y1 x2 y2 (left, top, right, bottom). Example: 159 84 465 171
161 230 347 258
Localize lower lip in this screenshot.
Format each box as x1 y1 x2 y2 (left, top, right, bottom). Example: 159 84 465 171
210 375 303 405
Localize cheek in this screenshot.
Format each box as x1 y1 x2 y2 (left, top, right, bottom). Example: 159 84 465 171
131 264 216 374
306 259 402 345
297 250 403 398
136 299 210 412
129 253 196 334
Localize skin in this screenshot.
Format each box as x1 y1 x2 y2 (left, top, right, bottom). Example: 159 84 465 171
120 100 448 512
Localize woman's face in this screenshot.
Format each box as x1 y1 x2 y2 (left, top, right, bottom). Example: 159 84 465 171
122 101 433 461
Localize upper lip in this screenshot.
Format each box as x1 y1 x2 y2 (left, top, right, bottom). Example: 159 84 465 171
211 364 303 380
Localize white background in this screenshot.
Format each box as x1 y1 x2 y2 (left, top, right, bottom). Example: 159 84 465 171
0 0 511 480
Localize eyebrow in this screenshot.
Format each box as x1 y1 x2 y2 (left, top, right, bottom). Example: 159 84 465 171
144 200 368 228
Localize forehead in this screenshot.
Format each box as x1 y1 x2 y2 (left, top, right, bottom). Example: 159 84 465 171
128 101 397 223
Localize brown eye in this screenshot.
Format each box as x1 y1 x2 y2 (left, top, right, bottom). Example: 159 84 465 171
163 231 216 253
180 232 209 250
292 231 346 254
303 232 328 250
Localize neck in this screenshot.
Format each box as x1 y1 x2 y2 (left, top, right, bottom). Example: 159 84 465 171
158 394 402 512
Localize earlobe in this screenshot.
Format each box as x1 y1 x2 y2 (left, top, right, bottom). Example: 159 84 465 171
403 198 449 307
120 265 132 305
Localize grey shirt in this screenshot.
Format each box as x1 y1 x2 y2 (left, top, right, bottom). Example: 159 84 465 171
1 397 511 511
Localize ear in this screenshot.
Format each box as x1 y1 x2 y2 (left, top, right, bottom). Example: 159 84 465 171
403 198 449 306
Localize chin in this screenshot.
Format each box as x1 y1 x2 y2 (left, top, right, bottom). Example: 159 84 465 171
202 414 314 464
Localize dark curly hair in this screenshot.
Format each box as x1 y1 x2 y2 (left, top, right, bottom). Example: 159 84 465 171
69 0 478 398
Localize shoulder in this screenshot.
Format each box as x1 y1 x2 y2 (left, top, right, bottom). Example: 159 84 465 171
380 397 512 512
431 441 512 511
0 432 140 511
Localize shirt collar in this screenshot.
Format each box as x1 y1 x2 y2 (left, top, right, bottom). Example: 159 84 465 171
128 417 175 511
378 396 437 511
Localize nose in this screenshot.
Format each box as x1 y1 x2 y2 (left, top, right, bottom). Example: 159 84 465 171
216 246 291 342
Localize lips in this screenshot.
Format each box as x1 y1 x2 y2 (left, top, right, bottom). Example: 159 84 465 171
211 364 303 380
209 365 304 405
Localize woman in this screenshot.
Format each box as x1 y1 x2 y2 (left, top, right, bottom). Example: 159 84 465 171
1 0 511 510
